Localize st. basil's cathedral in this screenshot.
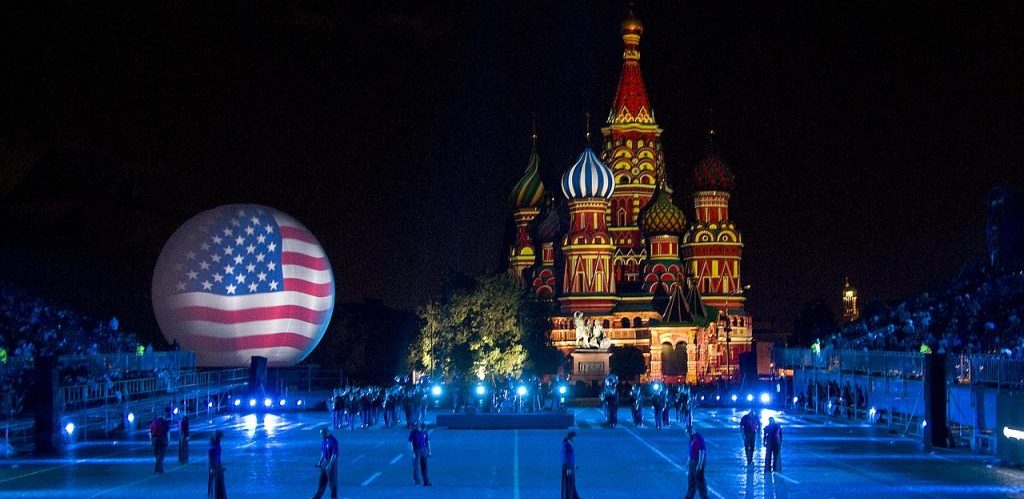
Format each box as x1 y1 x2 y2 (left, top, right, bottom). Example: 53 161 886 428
508 12 752 383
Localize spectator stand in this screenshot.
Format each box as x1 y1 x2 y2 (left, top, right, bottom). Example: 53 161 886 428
777 347 1024 454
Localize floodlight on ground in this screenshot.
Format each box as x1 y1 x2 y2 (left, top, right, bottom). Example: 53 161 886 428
746 394 754 402
173 407 179 415
279 399 286 406
715 395 721 401
922 420 928 428
476 385 487 396
759 393 771 404
731 394 738 402
208 401 214 408
64 423 75 435
869 407 876 417
431 385 443 397
517 385 528 397
127 412 135 423
234 399 241 407
297 400 304 406
558 385 567 395
263 398 272 408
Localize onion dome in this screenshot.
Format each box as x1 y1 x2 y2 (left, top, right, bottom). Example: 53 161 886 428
639 184 687 236
692 129 735 192
510 138 545 209
561 147 615 200
621 10 644 36
532 198 565 243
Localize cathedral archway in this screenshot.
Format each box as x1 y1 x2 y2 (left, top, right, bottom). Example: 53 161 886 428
661 342 680 376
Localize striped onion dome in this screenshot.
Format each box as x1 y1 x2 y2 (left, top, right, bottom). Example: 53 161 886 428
510 141 545 209
561 147 615 200
639 184 687 236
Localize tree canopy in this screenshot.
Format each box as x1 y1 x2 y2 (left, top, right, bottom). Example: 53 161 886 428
408 273 562 379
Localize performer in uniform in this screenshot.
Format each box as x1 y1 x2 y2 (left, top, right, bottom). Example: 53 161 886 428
739 410 758 466
313 428 339 499
149 407 171 473
560 431 580 499
629 383 644 428
764 417 783 473
602 374 619 428
207 430 227 499
408 421 432 486
177 414 190 464
684 430 709 499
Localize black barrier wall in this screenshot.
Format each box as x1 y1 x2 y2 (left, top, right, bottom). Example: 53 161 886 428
923 353 948 448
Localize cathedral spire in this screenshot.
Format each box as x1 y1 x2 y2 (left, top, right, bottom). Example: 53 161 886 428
608 9 655 126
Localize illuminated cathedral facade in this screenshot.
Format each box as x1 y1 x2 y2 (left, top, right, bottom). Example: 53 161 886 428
508 12 752 383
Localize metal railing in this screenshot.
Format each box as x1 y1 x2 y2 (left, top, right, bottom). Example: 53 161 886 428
57 367 248 411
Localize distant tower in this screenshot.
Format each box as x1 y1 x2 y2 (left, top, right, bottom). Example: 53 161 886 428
508 129 545 285
530 196 563 299
638 174 687 295
682 128 744 311
560 131 617 313
600 10 665 291
842 277 860 322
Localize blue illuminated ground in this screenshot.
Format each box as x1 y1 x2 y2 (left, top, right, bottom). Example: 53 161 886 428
1 407 1022 498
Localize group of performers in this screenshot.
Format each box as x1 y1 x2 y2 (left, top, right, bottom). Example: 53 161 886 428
601 374 693 429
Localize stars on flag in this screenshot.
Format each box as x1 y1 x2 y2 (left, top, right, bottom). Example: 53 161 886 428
171 207 284 296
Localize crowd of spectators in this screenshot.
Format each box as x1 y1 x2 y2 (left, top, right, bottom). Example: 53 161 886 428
0 281 143 417
834 264 1024 360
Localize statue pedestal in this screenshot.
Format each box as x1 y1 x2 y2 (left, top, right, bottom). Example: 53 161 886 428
571 349 612 384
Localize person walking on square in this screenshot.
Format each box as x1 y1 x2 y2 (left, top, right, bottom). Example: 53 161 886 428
739 410 758 466
561 431 580 499
149 407 171 473
207 430 227 499
178 414 190 464
313 428 339 499
684 430 709 499
409 421 432 485
764 417 782 473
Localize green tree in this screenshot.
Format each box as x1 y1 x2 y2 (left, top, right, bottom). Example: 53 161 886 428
409 273 557 379
609 345 646 381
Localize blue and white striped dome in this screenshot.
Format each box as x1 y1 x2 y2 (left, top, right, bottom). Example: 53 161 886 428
561 147 615 200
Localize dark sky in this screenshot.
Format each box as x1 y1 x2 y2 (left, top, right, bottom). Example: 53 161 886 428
2 1 1023 333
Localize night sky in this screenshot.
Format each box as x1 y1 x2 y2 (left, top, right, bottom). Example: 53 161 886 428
2 1 1022 337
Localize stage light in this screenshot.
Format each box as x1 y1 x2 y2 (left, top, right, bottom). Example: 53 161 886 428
431 385 443 397
263 398 272 408
746 394 754 402
297 400 304 406
476 385 486 396
731 394 738 402
759 393 771 404
173 407 180 415
558 385 567 395
234 399 241 407
127 412 135 423
700 395 705 401
64 423 75 435
516 385 528 397
652 383 661 392
792 396 799 404
922 420 928 428
869 407 877 417
279 399 287 406
208 401 214 408
715 395 721 401
249 399 257 408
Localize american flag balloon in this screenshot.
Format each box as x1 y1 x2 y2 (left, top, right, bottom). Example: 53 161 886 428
152 205 334 367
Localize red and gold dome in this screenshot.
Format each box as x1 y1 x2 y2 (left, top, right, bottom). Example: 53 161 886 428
692 129 735 192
